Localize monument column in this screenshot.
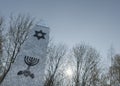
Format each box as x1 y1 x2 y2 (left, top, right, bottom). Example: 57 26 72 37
1 25 49 86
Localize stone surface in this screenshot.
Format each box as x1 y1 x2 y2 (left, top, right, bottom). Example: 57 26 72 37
1 25 49 86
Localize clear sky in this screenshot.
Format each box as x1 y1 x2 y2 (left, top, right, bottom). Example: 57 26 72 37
0 0 120 67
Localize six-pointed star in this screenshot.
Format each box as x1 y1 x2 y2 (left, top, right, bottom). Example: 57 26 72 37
33 30 46 40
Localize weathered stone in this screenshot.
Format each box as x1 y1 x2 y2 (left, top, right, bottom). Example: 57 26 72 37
1 25 49 86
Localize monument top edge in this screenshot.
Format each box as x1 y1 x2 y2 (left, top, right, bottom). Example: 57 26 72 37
35 24 50 29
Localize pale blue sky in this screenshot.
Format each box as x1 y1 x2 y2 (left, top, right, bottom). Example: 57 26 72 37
0 0 120 67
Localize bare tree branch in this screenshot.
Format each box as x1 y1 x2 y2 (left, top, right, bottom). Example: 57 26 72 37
44 43 67 86
72 43 100 86
109 54 120 86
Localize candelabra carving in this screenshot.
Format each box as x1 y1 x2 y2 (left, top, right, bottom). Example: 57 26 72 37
17 56 39 79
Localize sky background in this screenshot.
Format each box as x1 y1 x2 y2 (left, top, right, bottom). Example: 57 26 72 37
0 0 120 69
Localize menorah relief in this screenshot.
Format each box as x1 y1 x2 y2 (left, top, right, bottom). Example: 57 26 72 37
17 56 39 79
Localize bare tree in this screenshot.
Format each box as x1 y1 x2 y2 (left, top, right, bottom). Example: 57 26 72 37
109 54 120 86
102 45 116 86
0 14 34 83
44 43 67 86
72 43 100 86
100 74 110 86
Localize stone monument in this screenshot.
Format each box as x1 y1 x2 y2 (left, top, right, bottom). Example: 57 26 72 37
1 25 49 86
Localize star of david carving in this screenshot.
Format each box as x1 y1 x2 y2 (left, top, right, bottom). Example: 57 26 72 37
33 30 46 40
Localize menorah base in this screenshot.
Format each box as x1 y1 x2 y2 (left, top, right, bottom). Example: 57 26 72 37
17 70 34 79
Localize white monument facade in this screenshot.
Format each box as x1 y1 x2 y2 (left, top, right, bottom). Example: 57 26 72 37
1 25 49 86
